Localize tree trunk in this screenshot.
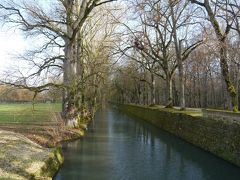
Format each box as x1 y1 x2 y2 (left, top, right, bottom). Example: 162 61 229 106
195 0 239 112
193 74 197 107
219 43 238 112
150 73 156 105
166 74 173 108
143 81 147 105
203 71 208 108
76 35 84 111
62 40 72 118
238 65 240 110
209 70 216 107
169 0 185 110
63 37 79 121
178 53 185 110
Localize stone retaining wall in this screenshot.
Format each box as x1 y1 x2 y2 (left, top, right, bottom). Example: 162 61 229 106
119 104 240 167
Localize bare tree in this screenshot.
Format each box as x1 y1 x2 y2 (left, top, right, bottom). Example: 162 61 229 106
0 0 116 122
169 0 203 110
190 0 238 112
120 0 202 107
215 0 240 37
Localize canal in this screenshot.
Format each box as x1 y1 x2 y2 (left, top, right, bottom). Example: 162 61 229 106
54 108 240 180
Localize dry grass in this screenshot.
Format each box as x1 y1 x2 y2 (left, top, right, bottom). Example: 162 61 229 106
0 130 63 179
0 103 84 147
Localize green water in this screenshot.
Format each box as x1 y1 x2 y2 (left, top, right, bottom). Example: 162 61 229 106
54 109 240 180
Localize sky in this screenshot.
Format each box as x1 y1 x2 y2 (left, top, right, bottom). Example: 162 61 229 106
0 27 28 72
0 0 53 73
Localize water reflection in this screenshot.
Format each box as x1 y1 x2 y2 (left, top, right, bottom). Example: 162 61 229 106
54 109 240 180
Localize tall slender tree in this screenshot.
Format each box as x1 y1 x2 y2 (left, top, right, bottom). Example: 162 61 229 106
190 0 238 112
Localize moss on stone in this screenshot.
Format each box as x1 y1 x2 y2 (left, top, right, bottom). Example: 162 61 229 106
35 146 64 178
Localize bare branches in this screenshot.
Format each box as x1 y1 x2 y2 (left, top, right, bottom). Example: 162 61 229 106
182 40 203 60
95 0 117 6
0 0 118 118
190 0 239 111
189 0 205 7
0 81 63 91
0 2 68 38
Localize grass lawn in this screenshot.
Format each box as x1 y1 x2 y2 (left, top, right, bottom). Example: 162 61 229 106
0 103 83 147
0 103 61 124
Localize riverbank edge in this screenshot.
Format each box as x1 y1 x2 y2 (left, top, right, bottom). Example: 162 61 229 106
0 127 85 179
33 127 87 179
45 134 83 179
34 146 64 179
118 104 240 167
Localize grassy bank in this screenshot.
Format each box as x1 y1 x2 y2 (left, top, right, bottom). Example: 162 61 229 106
0 103 86 179
0 103 84 147
0 130 63 179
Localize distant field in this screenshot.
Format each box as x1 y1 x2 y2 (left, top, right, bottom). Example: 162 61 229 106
0 102 83 147
0 103 61 123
